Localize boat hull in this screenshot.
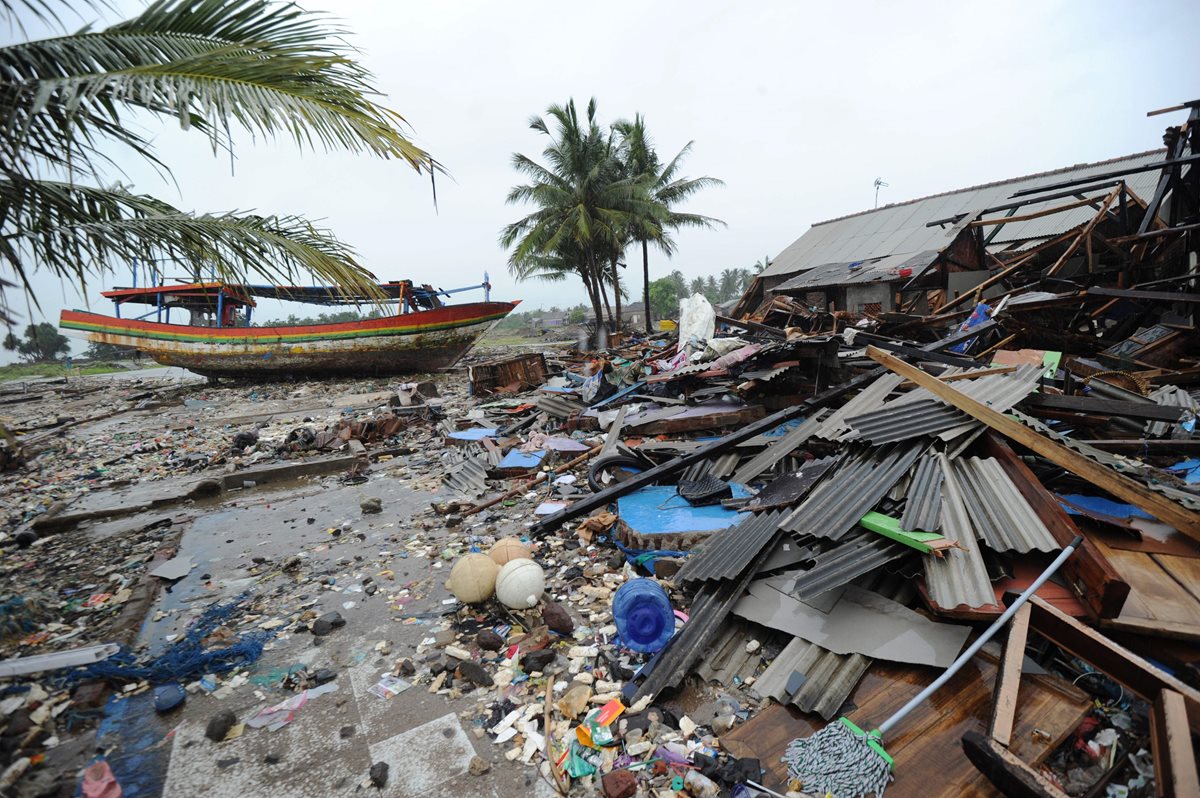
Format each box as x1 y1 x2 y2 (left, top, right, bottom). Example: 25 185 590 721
60 302 517 378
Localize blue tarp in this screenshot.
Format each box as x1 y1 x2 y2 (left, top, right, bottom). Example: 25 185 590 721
1057 493 1154 521
498 449 544 469
1168 458 1200 484
447 427 497 441
617 484 751 535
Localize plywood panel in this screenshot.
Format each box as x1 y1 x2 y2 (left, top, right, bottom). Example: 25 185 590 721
1091 538 1200 641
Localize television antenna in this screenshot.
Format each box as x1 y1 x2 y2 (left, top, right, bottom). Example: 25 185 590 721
874 177 889 209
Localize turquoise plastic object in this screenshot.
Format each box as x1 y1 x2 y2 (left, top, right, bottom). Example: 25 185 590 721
612 578 675 653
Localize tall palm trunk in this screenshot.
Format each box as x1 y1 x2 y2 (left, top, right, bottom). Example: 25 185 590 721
641 239 651 333
611 255 622 331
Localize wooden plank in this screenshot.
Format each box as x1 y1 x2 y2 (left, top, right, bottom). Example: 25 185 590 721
989 603 1031 747
968 196 1102 228
900 365 1017 388
981 433 1129 619
1153 552 1200 604
1044 188 1121 277
961 731 1071 798
1022 394 1184 422
1027 596 1200 733
1088 286 1200 304
865 346 1200 542
1152 689 1200 798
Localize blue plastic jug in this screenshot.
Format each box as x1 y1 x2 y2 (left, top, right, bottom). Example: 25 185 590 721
613 578 675 653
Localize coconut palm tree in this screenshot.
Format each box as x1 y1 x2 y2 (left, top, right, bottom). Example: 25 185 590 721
1 0 438 314
501 98 656 334
613 114 724 332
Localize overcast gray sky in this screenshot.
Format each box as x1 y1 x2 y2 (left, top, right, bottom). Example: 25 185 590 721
5 0 1198 360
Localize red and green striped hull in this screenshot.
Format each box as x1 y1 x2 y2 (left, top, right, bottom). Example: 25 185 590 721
59 302 517 378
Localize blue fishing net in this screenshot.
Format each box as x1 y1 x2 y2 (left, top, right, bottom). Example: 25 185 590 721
59 594 273 687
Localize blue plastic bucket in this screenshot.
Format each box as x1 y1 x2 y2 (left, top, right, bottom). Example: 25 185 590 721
612 578 675 653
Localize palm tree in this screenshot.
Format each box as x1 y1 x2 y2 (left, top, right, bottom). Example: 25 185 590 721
689 277 705 296
719 268 741 301
753 255 772 274
501 98 656 334
1 0 438 312
613 114 724 332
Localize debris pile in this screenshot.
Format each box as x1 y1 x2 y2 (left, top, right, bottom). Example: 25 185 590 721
2 103 1199 797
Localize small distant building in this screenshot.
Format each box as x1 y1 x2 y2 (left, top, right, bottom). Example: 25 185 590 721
584 301 650 328
527 311 566 331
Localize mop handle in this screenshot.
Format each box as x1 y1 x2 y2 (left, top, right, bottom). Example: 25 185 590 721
876 534 1083 737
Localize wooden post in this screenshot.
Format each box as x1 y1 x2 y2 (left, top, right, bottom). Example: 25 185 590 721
1151 689 1200 798
989 603 1031 747
864 346 1200 542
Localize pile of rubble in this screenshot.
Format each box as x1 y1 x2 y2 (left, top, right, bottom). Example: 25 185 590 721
3 107 1200 798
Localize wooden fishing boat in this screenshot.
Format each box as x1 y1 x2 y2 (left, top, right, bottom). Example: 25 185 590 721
59 279 518 379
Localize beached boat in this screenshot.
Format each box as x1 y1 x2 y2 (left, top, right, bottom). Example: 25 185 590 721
59 279 518 378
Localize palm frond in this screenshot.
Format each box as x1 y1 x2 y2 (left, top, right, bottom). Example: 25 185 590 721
3 0 438 176
0 176 383 303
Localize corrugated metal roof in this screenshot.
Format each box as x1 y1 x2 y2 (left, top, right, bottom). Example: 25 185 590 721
950 456 1058 553
813 374 905 441
773 250 941 291
731 411 830 484
536 395 586 419
842 364 1044 444
843 400 968 444
780 442 926 542
900 454 942 532
1145 384 1198 438
633 537 780 701
924 453 997 610
681 451 743 483
676 510 789 584
695 620 769 688
782 533 910 601
762 150 1165 281
754 637 871 721
442 454 490 498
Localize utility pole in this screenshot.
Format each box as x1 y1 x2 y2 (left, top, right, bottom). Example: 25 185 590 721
874 177 889 209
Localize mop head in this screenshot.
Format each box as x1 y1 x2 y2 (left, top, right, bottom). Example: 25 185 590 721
782 717 893 798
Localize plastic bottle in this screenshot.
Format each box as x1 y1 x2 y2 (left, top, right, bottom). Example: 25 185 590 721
612 578 675 653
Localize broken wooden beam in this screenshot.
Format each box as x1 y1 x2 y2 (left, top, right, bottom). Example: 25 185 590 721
1151 689 1200 798
1027 596 1200 734
1022 394 1185 422
989 603 1031 748
865 346 1200 543
961 731 1071 798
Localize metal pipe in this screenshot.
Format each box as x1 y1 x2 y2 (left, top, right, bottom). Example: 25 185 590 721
876 535 1083 736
